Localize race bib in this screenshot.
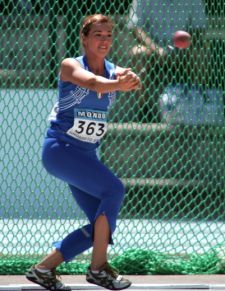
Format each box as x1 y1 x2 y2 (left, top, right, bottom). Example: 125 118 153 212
67 109 107 143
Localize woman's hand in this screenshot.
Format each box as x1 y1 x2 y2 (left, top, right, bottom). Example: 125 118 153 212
116 69 141 92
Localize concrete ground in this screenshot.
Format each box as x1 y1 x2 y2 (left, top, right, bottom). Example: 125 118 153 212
0 275 225 290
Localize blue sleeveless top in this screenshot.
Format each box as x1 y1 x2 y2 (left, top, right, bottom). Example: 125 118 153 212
47 56 117 149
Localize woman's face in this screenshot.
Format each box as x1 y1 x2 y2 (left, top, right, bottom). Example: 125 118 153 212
82 22 113 57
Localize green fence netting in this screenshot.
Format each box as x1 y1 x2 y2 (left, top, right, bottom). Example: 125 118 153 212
0 0 225 275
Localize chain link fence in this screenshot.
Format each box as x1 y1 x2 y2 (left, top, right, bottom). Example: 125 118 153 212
0 0 225 274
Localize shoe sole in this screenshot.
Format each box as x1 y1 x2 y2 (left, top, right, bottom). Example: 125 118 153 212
86 278 132 290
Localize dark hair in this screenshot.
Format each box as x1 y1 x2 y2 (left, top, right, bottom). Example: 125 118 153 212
81 14 114 36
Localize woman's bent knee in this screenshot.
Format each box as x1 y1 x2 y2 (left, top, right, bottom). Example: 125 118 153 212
108 178 125 203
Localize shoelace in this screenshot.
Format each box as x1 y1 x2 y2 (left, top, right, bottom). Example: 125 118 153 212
47 269 64 288
103 263 120 279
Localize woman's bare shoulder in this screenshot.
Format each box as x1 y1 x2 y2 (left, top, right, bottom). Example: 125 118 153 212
61 58 81 68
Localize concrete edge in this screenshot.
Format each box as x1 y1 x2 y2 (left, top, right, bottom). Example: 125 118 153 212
1 283 225 290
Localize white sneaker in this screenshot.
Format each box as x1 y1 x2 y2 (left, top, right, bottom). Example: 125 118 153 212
26 266 71 291
86 262 131 290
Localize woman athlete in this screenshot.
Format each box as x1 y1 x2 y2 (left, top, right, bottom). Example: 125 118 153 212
26 14 140 291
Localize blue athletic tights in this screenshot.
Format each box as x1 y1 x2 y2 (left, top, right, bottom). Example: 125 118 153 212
42 137 125 262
